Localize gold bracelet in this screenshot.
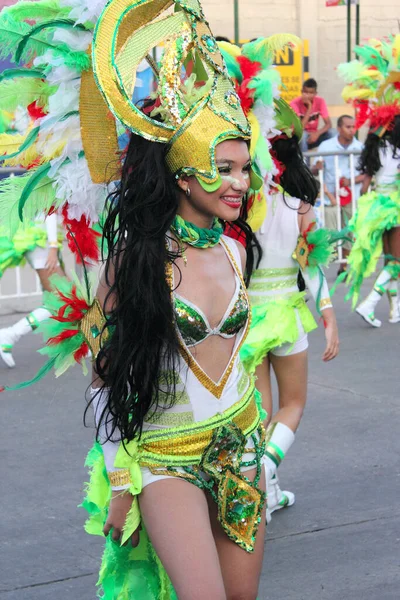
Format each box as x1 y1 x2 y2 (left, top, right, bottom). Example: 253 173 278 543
49 242 59 248
108 469 131 487
319 298 332 310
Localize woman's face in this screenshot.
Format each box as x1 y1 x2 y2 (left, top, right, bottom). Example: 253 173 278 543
178 139 251 226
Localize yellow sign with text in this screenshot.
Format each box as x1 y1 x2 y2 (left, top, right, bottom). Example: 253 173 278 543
274 40 309 104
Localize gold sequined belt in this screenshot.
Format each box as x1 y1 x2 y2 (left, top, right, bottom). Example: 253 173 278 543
139 386 259 467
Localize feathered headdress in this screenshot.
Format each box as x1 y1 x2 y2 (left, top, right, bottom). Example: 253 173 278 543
219 36 302 231
338 34 400 135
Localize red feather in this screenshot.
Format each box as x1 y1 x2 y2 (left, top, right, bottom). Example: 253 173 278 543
354 100 371 130
370 103 400 132
62 206 100 264
47 329 79 345
27 101 47 120
237 56 262 81
73 342 89 363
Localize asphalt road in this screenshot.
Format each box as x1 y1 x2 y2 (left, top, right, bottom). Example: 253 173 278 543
0 267 399 600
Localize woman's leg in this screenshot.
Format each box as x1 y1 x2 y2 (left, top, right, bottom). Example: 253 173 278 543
356 229 398 327
36 265 66 292
254 354 272 426
139 478 226 600
263 349 308 514
386 228 400 322
207 465 267 600
269 349 308 433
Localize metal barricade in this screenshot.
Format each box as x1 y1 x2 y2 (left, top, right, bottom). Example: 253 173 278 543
304 148 362 264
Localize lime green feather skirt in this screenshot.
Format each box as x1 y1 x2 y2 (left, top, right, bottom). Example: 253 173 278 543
240 291 317 373
346 188 400 307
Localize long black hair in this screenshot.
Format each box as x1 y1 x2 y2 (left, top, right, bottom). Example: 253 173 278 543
271 134 319 291
359 115 400 177
272 134 319 206
92 133 259 442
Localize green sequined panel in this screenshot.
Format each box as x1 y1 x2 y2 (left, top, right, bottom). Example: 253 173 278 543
174 296 208 345
220 286 248 336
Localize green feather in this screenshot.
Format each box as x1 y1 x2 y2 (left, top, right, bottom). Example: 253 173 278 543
0 13 89 67
0 67 46 83
4 0 71 23
219 49 243 83
0 125 40 161
0 169 56 236
248 70 280 105
18 162 52 221
15 19 89 64
0 77 56 112
3 357 56 391
274 97 303 140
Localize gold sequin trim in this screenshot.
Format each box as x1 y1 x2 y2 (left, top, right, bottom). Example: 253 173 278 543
108 469 131 487
79 298 108 359
147 466 198 482
140 393 259 465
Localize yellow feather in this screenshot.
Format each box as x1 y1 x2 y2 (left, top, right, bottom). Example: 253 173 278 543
217 41 241 57
247 188 267 233
2 143 43 167
263 34 302 52
0 132 27 154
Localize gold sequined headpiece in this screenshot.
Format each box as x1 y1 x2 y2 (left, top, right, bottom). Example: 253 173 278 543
91 0 260 190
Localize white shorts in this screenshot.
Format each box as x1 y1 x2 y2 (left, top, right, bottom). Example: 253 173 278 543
270 311 309 357
25 246 60 270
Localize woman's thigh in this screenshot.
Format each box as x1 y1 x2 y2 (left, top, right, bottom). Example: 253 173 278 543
270 350 308 412
139 477 226 600
207 466 267 600
387 226 400 258
36 265 65 292
255 355 272 424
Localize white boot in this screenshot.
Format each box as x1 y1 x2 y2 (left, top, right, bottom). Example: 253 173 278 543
356 268 392 328
265 422 295 521
0 308 51 368
387 280 400 323
265 464 295 520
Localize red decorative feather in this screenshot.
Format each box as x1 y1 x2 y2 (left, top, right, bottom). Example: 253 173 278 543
47 329 79 345
62 206 101 264
73 342 89 363
27 101 47 120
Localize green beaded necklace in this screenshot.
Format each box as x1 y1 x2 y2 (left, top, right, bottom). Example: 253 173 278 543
171 214 224 248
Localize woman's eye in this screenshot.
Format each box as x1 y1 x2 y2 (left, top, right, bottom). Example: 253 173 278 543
218 167 231 174
243 164 252 172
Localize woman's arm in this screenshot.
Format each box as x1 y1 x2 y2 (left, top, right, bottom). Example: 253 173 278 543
92 266 140 546
298 205 339 361
360 174 372 195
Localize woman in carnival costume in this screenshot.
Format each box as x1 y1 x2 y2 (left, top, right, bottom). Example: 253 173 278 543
338 35 400 327
0 212 64 368
0 0 106 368
220 40 340 516
0 1 302 598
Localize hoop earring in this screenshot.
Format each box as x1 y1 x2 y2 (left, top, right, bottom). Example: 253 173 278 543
186 187 191 197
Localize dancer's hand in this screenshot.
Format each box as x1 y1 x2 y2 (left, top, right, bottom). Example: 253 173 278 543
103 490 140 547
322 309 339 362
45 247 59 274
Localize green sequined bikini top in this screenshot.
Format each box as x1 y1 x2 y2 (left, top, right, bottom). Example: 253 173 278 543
173 243 249 348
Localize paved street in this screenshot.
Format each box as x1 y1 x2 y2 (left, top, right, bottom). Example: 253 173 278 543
0 267 399 600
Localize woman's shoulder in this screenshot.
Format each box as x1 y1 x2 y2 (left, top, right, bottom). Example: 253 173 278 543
273 190 302 211
221 234 246 272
